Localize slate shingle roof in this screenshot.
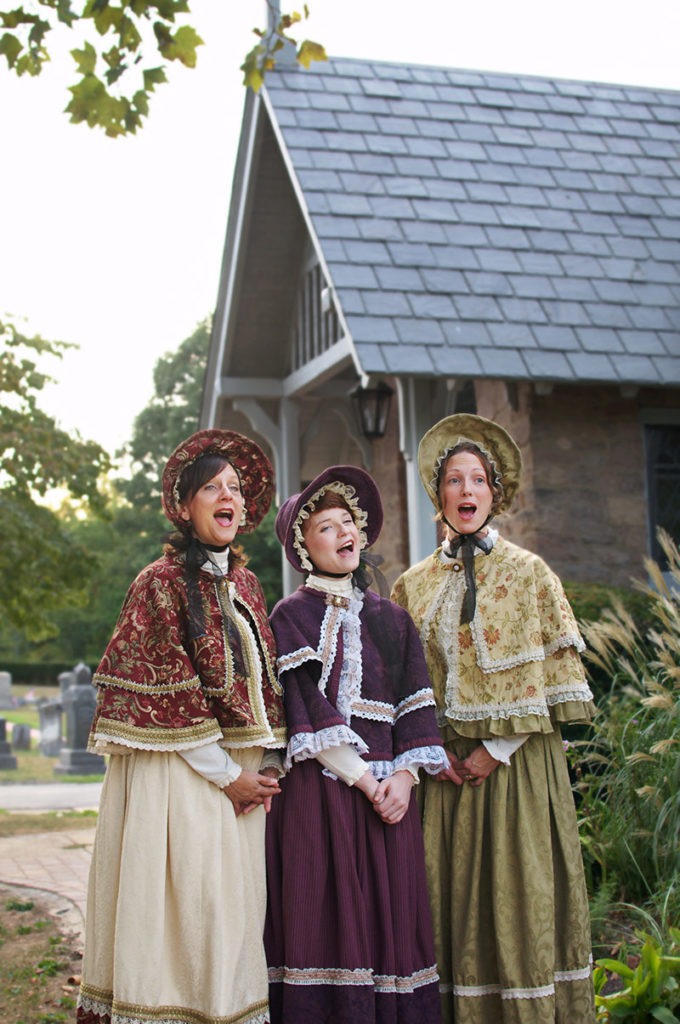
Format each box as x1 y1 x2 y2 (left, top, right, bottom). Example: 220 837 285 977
265 58 680 386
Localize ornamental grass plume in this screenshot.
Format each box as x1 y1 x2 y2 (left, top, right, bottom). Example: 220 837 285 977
573 531 680 937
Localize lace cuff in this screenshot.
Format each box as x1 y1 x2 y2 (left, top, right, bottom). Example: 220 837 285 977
285 725 369 772
365 745 449 781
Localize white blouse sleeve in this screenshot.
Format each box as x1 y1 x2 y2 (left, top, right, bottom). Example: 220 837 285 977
482 733 530 766
179 741 242 788
316 743 369 786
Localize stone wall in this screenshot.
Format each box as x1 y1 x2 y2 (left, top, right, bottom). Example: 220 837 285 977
475 379 680 587
367 378 410 590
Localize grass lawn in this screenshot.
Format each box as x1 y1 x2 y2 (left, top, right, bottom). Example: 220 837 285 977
0 809 98 838
2 684 60 734
0 747 106 786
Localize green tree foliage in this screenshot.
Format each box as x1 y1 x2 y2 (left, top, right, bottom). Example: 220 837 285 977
62 317 214 661
0 0 325 137
0 316 283 666
241 2 326 92
0 319 110 639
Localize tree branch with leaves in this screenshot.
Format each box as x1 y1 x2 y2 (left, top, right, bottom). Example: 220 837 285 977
0 0 326 137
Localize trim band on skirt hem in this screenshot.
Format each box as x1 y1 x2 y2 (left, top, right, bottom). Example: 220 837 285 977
77 985 268 1024
440 959 593 1000
268 963 439 993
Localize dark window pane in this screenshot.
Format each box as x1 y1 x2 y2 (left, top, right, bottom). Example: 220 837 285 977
645 425 680 568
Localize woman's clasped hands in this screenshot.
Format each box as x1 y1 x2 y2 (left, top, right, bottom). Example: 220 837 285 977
223 766 281 816
434 746 500 787
355 769 415 824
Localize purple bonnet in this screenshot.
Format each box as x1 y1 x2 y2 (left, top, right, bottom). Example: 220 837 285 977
275 465 383 573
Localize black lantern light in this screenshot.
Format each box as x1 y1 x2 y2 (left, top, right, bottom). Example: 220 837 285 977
351 381 394 440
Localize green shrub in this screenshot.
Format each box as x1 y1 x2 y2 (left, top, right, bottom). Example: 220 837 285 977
594 927 680 1022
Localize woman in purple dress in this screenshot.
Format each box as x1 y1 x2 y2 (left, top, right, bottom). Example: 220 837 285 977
265 465 447 1024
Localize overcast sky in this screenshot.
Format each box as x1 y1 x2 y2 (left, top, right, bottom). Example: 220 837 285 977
2 0 679 458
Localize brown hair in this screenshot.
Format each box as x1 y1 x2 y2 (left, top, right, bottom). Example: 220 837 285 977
436 442 504 520
177 454 241 503
301 489 354 536
165 453 247 567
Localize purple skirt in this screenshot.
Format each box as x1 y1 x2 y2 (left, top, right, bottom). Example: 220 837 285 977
265 759 442 1024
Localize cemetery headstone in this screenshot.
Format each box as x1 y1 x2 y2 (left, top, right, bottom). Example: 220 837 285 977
38 700 63 757
11 722 31 751
58 670 76 699
0 718 17 769
54 666 105 776
0 671 12 710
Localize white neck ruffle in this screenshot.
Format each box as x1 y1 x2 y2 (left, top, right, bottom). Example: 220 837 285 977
305 573 354 597
201 547 231 575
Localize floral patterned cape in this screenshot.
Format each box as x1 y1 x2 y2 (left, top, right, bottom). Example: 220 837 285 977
391 536 594 739
89 550 286 752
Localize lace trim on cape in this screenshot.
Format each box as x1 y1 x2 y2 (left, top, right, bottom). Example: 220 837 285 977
292 481 369 572
276 604 344 696
268 963 438 993
436 685 594 724
91 725 276 752
336 592 363 723
471 620 587 674
350 688 437 725
284 724 369 772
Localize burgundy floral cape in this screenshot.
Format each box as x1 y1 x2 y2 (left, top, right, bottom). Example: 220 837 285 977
90 550 285 752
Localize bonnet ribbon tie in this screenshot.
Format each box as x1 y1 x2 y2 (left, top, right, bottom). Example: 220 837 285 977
445 529 494 624
353 552 389 599
185 537 248 677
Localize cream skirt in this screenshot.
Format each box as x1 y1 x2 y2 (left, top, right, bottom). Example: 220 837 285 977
77 747 269 1024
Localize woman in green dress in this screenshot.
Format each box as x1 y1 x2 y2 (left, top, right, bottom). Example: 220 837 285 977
391 414 595 1024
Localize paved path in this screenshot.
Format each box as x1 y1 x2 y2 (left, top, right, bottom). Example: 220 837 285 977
0 784 100 946
0 827 95 940
0 781 102 811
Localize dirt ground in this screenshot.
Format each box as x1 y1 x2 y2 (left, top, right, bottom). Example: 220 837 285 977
0 882 83 1023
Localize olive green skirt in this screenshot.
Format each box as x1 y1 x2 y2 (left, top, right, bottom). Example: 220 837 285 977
420 729 595 1024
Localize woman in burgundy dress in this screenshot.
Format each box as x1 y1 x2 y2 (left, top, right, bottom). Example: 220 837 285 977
265 465 446 1024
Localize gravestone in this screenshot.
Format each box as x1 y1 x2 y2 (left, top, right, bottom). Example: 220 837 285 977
11 722 31 750
38 700 63 757
58 670 76 698
74 662 92 687
54 667 105 776
0 719 17 769
0 671 12 710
